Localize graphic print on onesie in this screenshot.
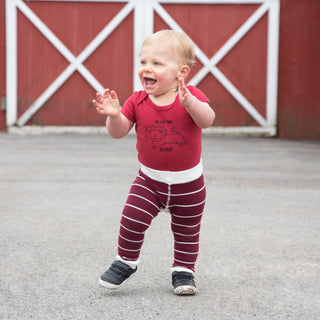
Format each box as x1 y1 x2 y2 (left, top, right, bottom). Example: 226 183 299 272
144 124 188 151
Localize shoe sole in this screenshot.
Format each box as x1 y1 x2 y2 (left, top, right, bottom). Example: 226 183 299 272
174 285 197 295
99 269 138 290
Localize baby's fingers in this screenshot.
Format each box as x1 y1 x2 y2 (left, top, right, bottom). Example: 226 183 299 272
104 88 117 101
92 99 99 108
178 73 185 86
109 90 119 101
95 92 104 104
96 106 106 115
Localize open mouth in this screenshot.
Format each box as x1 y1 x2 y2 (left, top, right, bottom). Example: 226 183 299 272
143 77 157 88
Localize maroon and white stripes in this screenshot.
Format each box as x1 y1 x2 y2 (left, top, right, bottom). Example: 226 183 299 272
117 170 206 272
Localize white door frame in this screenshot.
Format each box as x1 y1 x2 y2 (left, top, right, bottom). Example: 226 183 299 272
6 0 280 136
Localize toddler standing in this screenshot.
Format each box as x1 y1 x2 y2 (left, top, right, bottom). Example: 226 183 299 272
92 29 215 295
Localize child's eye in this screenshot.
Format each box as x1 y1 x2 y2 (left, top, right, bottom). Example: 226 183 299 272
154 62 161 66
140 60 146 65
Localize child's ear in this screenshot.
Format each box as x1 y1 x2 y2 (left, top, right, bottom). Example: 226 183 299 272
179 65 190 78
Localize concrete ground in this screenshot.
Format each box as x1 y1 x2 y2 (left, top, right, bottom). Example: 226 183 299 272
0 133 319 320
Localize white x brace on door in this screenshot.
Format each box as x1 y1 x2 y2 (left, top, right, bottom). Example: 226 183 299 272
6 0 280 135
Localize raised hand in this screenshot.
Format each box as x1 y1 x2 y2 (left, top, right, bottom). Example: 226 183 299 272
178 74 194 108
178 73 215 128
92 88 120 118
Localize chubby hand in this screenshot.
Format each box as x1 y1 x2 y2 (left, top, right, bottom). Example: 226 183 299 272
178 74 195 108
92 88 120 118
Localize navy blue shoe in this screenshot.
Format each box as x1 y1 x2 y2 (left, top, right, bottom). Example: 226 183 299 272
172 271 197 295
99 260 137 290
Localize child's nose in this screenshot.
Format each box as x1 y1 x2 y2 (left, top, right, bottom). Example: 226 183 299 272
142 63 152 73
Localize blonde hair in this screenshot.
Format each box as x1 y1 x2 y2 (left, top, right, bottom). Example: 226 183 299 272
142 30 195 69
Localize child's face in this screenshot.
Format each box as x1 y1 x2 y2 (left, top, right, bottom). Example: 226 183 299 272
138 44 183 98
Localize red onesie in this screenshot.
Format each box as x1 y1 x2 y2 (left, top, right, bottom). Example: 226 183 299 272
120 86 211 171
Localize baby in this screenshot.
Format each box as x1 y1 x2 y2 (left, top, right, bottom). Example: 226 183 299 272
92 29 215 295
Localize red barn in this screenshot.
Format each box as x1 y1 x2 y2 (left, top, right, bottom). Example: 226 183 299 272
0 0 319 139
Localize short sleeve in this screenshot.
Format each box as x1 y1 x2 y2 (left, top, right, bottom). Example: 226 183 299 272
120 94 136 123
187 86 211 106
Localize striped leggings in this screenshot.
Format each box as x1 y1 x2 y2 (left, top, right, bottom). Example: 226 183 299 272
117 170 206 272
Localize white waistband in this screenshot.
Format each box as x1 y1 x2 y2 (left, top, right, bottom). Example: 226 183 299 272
140 160 203 184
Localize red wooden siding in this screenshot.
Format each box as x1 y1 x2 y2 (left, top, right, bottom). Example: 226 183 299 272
155 4 267 128
13 2 269 128
277 0 320 139
17 1 133 126
1 0 319 139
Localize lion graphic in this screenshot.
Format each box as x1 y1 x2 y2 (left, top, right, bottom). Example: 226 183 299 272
145 125 188 149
